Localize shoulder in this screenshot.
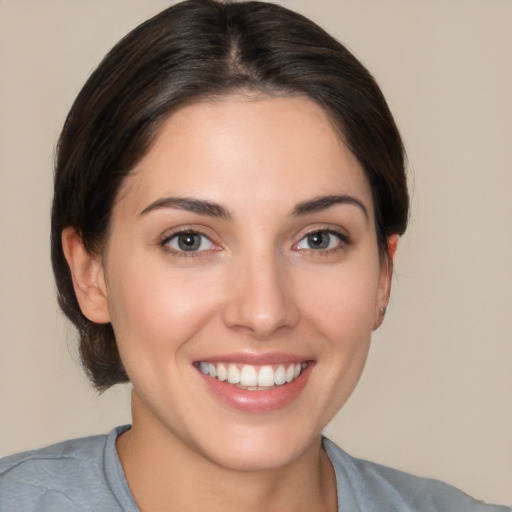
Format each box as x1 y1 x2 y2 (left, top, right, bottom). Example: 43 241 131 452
323 438 510 512
0 426 136 512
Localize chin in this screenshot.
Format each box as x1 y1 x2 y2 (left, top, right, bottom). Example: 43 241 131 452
191 422 322 473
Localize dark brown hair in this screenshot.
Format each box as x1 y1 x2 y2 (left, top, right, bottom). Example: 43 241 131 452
51 0 409 390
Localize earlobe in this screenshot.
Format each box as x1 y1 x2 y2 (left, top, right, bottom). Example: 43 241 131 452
61 227 111 324
373 234 400 330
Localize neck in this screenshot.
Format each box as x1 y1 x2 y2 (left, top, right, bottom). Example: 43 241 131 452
116 392 337 512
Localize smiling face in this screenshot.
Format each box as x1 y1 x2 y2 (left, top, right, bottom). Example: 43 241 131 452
68 94 392 471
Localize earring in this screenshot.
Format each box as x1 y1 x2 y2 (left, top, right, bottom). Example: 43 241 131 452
373 306 387 329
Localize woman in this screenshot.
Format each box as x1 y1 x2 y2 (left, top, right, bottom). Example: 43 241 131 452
0 1 509 510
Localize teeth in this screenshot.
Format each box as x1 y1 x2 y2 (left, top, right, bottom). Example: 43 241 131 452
198 361 306 388
240 365 258 387
217 363 227 382
227 364 240 384
285 364 295 383
257 365 274 387
274 365 286 385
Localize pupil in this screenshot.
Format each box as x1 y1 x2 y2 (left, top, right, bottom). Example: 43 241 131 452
308 232 329 249
178 233 200 251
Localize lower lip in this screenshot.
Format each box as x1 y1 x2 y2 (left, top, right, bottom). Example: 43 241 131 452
197 363 314 413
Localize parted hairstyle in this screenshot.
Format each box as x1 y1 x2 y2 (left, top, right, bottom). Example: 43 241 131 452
51 0 409 390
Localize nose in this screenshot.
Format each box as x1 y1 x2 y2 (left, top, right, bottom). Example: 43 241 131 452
222 251 299 340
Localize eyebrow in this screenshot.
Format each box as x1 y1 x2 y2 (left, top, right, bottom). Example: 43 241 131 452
140 197 232 219
292 194 369 219
139 193 368 221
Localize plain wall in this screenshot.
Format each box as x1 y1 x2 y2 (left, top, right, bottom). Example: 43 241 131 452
1 0 511 505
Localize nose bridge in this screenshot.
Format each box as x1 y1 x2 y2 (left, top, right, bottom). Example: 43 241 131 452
223 244 298 339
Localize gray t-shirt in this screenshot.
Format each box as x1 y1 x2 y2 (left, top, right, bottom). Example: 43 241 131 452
0 426 509 511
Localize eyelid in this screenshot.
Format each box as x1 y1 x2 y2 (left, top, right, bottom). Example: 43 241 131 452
292 226 349 252
159 227 222 255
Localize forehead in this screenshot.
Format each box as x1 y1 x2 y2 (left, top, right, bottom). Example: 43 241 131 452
115 94 374 218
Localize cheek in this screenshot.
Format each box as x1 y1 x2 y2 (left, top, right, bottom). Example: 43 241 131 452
106 261 222 355
299 258 382 336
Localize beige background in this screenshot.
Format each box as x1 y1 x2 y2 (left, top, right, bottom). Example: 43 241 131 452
1 0 511 506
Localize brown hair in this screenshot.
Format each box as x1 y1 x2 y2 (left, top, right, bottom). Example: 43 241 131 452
51 0 409 390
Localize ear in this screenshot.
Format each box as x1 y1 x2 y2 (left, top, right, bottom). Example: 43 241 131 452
61 227 111 324
373 234 399 330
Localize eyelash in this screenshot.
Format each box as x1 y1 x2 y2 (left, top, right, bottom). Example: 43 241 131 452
159 228 348 258
160 229 217 257
293 229 349 255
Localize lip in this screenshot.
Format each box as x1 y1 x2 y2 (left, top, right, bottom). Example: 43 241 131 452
196 351 310 366
195 353 315 413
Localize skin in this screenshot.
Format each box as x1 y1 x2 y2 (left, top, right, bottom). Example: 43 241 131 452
63 94 397 512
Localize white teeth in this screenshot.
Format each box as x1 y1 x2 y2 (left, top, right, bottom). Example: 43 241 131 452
274 365 286 385
285 364 295 383
198 361 306 388
217 363 227 381
227 364 240 384
257 365 274 387
240 365 258 387
208 363 217 378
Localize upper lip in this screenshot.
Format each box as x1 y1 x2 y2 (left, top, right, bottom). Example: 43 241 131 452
194 352 313 366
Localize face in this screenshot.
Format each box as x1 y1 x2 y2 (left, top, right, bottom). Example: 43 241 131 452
79 95 391 471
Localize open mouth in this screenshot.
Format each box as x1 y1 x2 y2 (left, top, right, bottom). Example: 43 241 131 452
196 361 309 390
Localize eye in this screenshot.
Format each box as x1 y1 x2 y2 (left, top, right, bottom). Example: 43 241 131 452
163 231 215 253
295 230 345 251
